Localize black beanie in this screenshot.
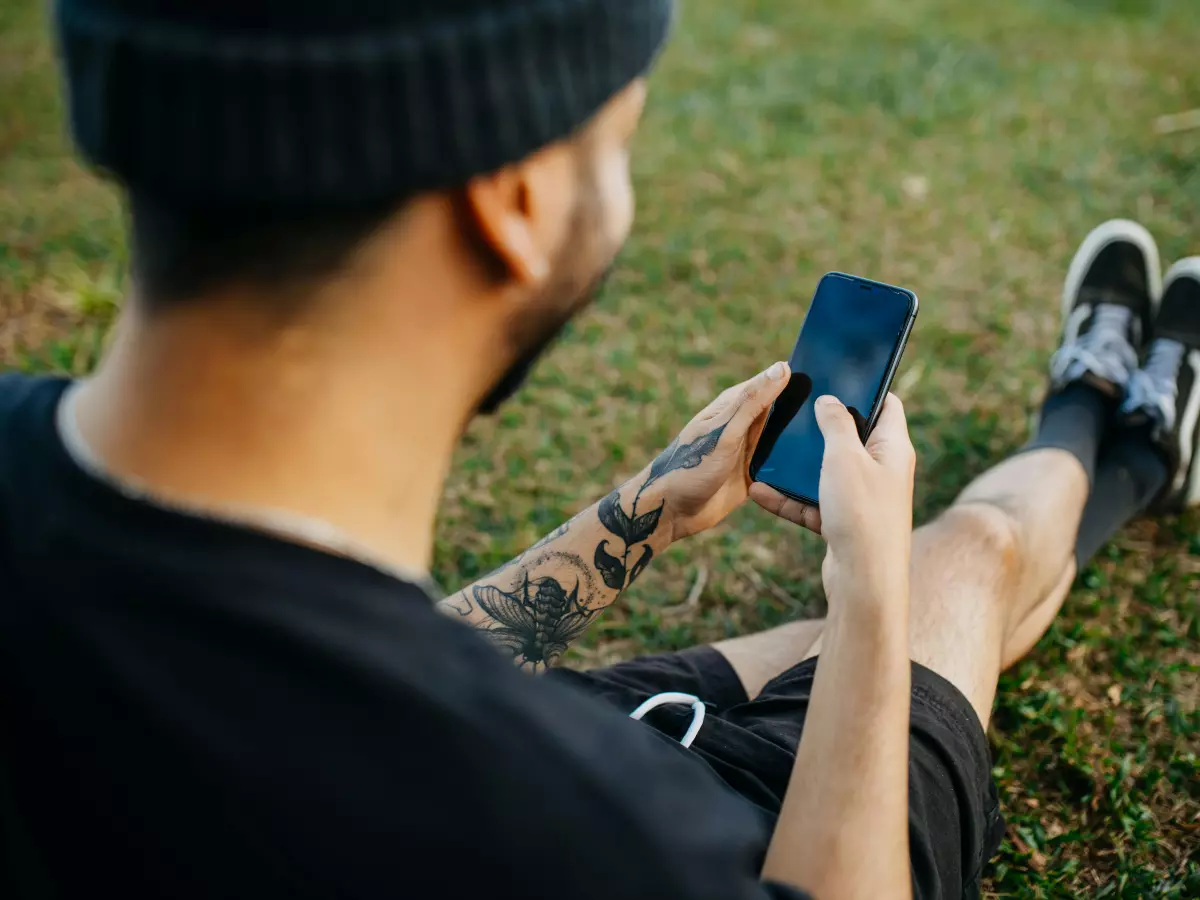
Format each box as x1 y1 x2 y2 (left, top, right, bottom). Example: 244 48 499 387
55 0 674 207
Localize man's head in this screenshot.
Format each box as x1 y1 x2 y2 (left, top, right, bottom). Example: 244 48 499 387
57 0 669 414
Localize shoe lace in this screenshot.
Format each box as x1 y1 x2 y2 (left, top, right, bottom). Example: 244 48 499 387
1122 338 1185 435
1049 304 1138 390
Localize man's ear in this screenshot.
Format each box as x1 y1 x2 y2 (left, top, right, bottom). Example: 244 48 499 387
463 145 576 286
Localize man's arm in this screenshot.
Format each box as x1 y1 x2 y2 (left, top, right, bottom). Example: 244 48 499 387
753 395 916 899
438 361 791 672
436 470 674 671
762 593 912 899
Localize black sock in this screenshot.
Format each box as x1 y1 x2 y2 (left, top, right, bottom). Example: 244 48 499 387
1074 424 1170 568
1024 382 1114 486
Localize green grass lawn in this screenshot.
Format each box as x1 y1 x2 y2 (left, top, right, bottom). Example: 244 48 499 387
3 0 1198 895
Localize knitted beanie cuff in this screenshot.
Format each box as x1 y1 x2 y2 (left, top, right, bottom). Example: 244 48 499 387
58 0 673 206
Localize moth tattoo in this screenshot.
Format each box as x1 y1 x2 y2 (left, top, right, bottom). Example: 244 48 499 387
474 572 599 671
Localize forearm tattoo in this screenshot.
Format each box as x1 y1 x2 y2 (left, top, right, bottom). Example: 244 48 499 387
595 420 728 592
471 552 599 671
450 419 729 671
442 592 473 617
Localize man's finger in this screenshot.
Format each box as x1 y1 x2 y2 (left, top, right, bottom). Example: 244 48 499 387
864 393 915 471
749 482 822 535
731 361 790 428
813 395 869 457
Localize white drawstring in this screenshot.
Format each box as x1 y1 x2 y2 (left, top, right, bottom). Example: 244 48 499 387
629 692 706 749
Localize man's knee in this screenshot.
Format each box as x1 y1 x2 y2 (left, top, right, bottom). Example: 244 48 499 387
906 503 1026 727
923 500 1023 596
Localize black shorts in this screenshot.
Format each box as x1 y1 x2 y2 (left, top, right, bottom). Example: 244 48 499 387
548 648 1004 899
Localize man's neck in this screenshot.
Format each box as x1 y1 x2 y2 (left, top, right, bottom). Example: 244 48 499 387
72 300 473 576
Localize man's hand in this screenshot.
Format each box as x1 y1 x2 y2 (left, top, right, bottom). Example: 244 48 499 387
646 360 791 542
749 392 915 605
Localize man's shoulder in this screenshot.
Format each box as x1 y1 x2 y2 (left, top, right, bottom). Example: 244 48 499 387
0 373 66 473
0 372 67 425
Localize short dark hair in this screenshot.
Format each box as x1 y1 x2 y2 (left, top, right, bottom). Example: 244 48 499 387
128 190 512 311
128 192 400 310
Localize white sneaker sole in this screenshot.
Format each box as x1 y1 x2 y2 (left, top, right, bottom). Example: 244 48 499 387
1060 219 1163 333
1164 256 1200 508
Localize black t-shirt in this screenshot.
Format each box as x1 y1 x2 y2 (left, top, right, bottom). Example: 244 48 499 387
0 375 810 900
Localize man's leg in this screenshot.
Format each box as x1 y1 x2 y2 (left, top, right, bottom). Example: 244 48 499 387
881 448 1087 726
712 619 825 699
715 446 1086 719
893 247 1200 723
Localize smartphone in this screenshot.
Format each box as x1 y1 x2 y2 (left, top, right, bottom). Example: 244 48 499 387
749 272 918 506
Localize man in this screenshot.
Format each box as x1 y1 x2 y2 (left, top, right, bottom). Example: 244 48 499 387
1 0 1196 895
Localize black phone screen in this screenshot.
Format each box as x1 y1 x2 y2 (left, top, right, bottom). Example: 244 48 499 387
751 273 915 504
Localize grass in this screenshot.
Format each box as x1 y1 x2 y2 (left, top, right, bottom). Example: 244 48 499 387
2 0 1198 894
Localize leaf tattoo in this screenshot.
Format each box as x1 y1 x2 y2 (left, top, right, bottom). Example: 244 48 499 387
597 491 631 542
474 573 598 671
594 488 654 596
592 418 727 596
594 540 626 589
628 545 654 585
598 490 664 547
644 420 729 493
628 503 664 545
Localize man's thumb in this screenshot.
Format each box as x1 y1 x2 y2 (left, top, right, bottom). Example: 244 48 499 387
813 395 863 450
734 361 790 422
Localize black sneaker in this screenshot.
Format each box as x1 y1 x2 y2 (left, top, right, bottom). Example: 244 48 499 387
1049 219 1161 395
1121 257 1200 511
